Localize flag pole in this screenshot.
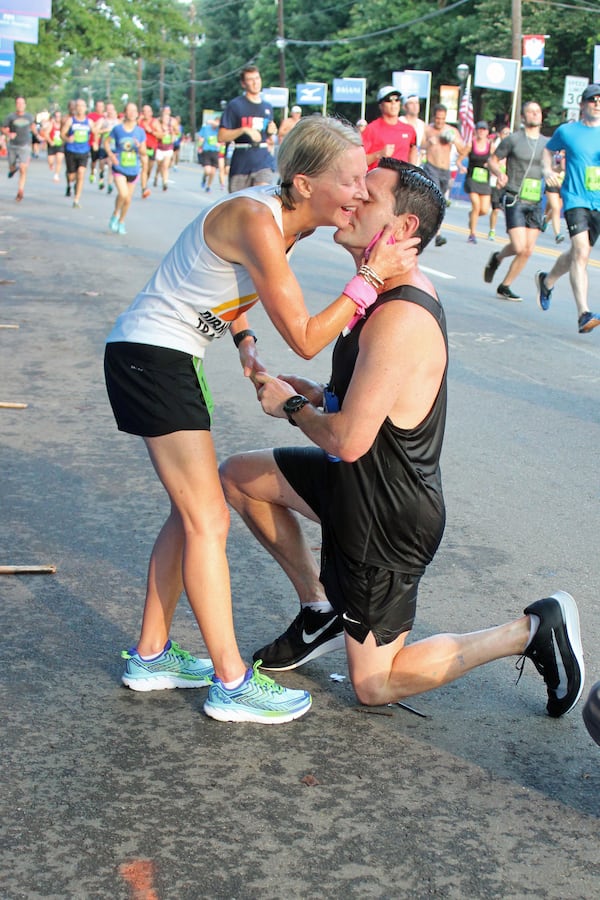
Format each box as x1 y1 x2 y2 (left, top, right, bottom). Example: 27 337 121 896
510 63 522 131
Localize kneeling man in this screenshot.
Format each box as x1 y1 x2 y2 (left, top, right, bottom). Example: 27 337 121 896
220 160 584 719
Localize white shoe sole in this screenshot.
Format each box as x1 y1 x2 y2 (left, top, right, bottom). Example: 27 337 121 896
550 590 585 713
258 632 346 672
203 696 312 724
122 674 212 691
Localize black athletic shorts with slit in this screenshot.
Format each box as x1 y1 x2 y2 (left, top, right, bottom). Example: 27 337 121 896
104 342 212 437
274 446 420 647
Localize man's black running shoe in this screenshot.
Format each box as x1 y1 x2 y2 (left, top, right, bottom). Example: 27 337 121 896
521 591 584 717
582 681 600 746
484 250 501 283
254 606 344 672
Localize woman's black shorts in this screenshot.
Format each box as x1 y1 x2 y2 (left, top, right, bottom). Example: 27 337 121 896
104 341 212 437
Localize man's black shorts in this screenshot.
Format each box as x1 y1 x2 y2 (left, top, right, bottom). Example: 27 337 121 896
565 207 600 246
503 196 543 230
65 150 90 173
274 446 420 646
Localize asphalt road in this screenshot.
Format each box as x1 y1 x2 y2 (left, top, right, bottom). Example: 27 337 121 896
1 158 599 899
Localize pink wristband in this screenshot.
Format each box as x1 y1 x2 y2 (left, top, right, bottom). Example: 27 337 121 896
342 275 377 316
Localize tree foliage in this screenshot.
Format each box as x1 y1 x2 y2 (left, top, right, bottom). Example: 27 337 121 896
3 0 600 127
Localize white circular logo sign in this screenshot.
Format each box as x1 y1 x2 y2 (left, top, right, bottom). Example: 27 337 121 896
486 62 507 85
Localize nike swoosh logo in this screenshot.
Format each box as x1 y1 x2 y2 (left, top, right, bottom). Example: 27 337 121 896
551 630 568 699
302 621 336 644
342 612 361 625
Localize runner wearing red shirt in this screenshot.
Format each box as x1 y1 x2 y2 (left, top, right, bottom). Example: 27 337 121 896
138 104 159 199
361 86 418 171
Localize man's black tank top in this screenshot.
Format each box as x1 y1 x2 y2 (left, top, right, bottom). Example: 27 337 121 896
324 284 448 575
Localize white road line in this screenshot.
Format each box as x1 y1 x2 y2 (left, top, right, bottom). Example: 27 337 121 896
421 265 456 280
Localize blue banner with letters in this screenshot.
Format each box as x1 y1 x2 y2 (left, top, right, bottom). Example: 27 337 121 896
0 12 39 42
392 70 431 99
0 49 15 78
262 87 289 108
0 0 51 16
332 78 365 104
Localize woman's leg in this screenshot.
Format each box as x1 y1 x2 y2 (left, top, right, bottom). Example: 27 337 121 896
139 430 246 683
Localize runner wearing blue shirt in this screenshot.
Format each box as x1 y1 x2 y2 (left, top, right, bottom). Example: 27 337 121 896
105 102 147 236
197 118 221 193
60 98 101 208
218 65 277 192
535 83 600 333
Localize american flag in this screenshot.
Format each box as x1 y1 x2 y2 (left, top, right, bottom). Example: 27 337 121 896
458 83 475 146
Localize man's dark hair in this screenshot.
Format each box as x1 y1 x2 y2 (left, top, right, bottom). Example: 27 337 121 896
377 159 445 253
433 104 447 115
240 65 260 80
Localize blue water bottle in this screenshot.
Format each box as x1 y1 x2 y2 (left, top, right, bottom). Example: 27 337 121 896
323 388 341 462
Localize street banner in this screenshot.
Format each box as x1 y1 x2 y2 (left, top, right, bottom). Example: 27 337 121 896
332 78 365 104
522 35 548 71
0 12 39 43
296 83 327 106
262 86 289 109
393 69 432 127
392 70 431 100
474 55 520 92
333 77 366 118
439 84 459 123
0 0 51 16
0 49 15 78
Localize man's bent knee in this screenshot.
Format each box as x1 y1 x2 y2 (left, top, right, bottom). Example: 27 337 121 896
219 454 245 504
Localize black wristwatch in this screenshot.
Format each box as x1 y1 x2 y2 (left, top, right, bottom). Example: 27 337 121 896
282 394 309 426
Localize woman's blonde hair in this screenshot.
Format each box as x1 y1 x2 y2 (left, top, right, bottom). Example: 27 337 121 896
277 115 363 210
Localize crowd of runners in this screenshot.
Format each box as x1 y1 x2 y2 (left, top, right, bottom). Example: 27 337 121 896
1 95 191 234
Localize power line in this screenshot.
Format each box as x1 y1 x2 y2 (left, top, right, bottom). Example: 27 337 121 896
283 0 474 45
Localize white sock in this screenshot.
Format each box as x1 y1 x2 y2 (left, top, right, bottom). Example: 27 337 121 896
222 672 246 690
138 645 167 662
138 641 169 662
526 614 540 648
304 600 334 614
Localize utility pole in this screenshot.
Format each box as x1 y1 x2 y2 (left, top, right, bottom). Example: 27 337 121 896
189 3 197 137
512 0 522 118
277 0 286 88
159 27 166 109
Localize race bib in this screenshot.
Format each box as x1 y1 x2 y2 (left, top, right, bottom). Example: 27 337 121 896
472 166 489 184
119 150 136 168
73 128 88 144
585 166 600 191
519 177 541 202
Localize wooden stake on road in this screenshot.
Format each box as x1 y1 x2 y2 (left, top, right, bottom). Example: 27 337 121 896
0 401 28 409
0 565 57 575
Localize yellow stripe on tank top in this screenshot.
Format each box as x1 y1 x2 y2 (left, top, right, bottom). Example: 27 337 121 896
213 292 259 321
